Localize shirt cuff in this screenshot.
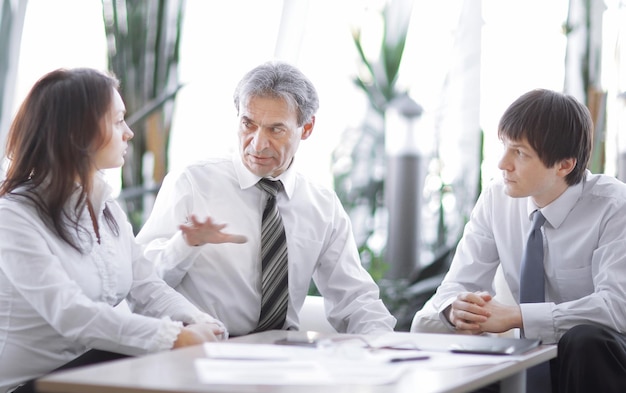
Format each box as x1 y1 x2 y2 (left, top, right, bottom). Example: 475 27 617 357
157 231 202 283
191 312 229 340
520 302 556 343
152 317 184 351
437 299 457 332
169 230 197 257
438 310 457 332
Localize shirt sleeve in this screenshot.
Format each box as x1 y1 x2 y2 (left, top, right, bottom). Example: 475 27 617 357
411 186 501 329
311 193 397 334
521 197 626 344
410 297 456 333
0 206 182 356
125 219 228 338
136 170 201 287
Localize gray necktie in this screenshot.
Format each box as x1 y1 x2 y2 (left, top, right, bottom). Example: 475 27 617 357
252 179 288 332
520 210 550 393
520 210 546 303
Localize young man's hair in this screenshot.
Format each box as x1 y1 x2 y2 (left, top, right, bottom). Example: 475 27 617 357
498 88 593 185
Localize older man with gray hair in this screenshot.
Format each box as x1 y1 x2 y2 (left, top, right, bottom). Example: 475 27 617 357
137 61 396 337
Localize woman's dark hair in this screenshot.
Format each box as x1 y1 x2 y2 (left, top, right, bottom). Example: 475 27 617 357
0 68 121 252
498 88 593 185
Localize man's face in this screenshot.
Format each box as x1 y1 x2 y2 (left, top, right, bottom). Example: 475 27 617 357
238 96 313 178
497 137 571 207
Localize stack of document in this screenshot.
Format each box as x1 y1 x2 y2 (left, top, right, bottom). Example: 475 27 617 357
194 337 525 386
195 342 419 385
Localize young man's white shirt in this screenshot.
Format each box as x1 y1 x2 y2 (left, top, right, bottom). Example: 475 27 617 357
412 171 626 344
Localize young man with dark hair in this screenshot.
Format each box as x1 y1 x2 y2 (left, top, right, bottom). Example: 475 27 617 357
412 89 626 393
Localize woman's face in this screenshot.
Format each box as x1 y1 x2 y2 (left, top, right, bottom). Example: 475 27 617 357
92 88 134 171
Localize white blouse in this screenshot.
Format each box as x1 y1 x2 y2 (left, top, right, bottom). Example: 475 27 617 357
0 175 224 393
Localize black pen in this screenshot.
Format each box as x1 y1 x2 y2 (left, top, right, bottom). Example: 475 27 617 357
389 355 430 363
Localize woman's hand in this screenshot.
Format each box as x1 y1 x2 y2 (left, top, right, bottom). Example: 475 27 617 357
172 323 222 349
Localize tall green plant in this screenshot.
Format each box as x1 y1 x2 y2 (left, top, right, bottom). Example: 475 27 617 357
352 0 413 115
102 0 185 232
332 0 415 252
563 0 606 174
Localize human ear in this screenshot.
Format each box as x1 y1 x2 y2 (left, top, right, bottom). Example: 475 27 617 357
557 158 577 177
301 116 315 140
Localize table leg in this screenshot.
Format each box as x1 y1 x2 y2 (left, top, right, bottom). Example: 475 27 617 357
501 370 526 393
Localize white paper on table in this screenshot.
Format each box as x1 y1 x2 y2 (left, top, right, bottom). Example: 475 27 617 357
203 342 318 361
194 358 410 385
195 359 332 385
196 341 514 386
204 341 425 364
367 333 530 366
197 343 412 385
323 360 411 384
412 351 517 369
361 348 513 369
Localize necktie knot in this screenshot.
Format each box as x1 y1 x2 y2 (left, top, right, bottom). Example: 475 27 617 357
257 178 282 197
531 210 546 230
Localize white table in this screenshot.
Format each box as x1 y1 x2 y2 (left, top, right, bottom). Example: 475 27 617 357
37 330 556 393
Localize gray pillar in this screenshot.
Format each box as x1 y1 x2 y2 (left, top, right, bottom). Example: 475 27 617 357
385 153 424 279
384 95 424 279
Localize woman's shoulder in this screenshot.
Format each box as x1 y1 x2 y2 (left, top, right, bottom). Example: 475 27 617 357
0 188 39 213
0 192 43 233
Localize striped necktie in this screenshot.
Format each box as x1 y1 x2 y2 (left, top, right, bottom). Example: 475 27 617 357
252 178 288 332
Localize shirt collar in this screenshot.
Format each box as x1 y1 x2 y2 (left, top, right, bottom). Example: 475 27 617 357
525 171 587 229
232 153 295 200
90 172 113 212
71 172 112 214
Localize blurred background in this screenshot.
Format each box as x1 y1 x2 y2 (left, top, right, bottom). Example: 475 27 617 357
1 0 624 329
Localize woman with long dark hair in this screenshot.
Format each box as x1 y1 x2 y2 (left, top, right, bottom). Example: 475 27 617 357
0 68 228 393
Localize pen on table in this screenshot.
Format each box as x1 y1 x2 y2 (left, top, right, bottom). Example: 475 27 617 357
389 355 430 363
